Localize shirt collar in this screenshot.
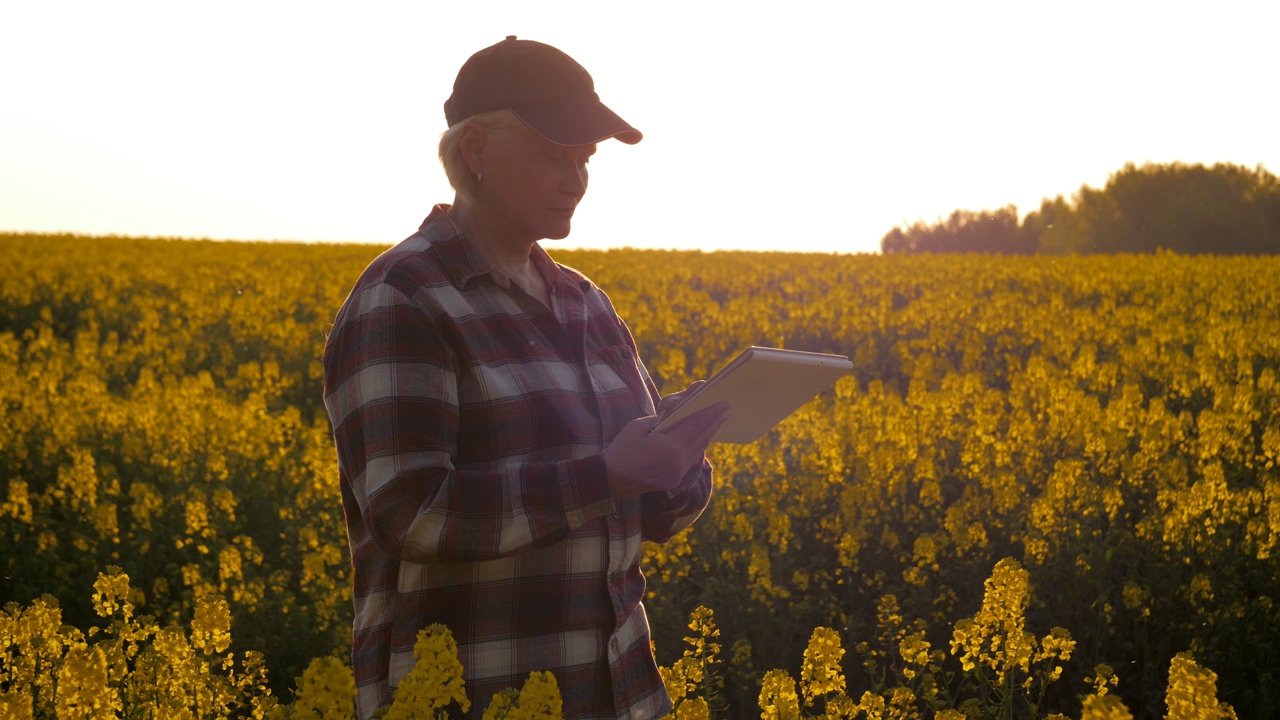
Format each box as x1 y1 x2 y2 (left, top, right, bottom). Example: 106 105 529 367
418 204 591 296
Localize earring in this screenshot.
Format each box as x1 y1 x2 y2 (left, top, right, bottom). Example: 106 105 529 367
476 172 483 184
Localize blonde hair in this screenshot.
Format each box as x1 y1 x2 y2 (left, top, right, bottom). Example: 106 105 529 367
438 109 526 201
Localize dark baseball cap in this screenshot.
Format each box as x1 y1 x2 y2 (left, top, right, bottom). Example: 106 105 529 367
444 36 642 146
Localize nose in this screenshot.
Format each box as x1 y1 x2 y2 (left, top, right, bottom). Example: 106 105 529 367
561 161 588 198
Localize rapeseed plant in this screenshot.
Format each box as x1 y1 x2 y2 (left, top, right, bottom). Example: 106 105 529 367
4 235 1278 717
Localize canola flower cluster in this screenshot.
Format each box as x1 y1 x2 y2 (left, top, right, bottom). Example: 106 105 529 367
666 561 1235 719
0 235 369 689
2 563 1234 718
2 234 1278 716
2 567 271 719
1 569 563 719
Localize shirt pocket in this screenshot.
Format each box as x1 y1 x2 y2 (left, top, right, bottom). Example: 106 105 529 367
585 343 656 419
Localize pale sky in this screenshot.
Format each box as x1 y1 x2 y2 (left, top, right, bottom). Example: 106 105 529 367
2 0 1276 254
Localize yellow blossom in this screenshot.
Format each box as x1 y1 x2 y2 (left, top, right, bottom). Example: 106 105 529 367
512 671 563 719
801 627 847 704
898 631 932 668
482 689 518 720
676 696 710 720
759 669 800 720
660 662 689 702
478 672 562 720
1086 664 1118 696
660 605 725 717
1035 627 1075 663
856 690 886 719
886 687 918 720
55 644 121 719
948 558 1035 683
284 655 355 720
0 691 34 720
1165 652 1237 720
191 594 233 655
91 567 133 619
383 624 470 720
1080 693 1134 720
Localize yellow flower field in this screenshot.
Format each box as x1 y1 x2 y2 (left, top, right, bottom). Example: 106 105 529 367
1 233 1277 718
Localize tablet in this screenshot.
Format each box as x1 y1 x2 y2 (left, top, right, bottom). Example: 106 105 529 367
651 346 853 444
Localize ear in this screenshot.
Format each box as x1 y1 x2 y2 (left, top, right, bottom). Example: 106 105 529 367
458 123 488 178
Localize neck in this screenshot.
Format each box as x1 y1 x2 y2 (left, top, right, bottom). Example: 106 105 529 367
446 199 550 309
447 197 537 275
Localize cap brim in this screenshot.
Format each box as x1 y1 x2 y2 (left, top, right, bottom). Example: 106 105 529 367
512 96 642 146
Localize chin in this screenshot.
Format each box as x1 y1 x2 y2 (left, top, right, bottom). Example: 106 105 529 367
543 224 573 240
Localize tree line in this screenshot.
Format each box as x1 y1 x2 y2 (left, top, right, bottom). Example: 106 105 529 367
881 161 1280 254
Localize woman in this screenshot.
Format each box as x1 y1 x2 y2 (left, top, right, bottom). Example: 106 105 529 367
322 36 728 719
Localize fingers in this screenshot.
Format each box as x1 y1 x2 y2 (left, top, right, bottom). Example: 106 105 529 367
604 403 729 500
667 401 730 455
656 380 709 418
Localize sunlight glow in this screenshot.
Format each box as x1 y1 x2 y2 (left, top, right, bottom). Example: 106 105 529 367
1 0 1276 253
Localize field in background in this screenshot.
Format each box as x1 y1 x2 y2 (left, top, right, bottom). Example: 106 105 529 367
2 233 1277 717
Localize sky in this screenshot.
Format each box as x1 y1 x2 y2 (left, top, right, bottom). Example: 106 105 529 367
2 1 1277 255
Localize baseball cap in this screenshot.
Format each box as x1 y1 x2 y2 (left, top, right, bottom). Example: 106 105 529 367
444 36 642 146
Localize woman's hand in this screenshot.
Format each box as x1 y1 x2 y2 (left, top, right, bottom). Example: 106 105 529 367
603 400 729 501
655 380 707 419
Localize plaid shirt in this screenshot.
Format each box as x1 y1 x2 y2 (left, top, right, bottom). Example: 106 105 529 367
323 206 712 719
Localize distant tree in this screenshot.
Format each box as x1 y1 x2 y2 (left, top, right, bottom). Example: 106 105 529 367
880 226 912 254
1082 162 1280 254
881 162 1280 255
1020 195 1090 254
881 205 1035 254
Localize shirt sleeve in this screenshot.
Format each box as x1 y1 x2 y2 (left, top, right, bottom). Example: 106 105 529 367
640 460 713 543
623 328 715 543
323 280 616 565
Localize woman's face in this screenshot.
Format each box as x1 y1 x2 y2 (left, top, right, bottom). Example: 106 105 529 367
477 124 596 242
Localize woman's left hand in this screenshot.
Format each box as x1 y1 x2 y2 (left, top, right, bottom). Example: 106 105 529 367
603 400 729 501
656 380 707 419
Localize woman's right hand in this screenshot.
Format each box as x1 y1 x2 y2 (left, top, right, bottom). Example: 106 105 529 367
602 401 730 500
